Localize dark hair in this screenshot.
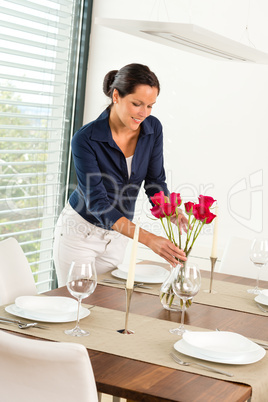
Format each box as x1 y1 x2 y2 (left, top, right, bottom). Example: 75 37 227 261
103 63 160 105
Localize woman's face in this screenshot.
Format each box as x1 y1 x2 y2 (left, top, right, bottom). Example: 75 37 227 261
112 84 158 132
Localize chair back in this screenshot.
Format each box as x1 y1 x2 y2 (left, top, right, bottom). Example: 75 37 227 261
219 236 268 280
0 330 98 402
0 237 37 305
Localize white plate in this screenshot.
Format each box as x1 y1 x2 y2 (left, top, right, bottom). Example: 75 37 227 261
183 331 260 359
255 290 268 306
111 267 169 284
5 303 90 323
174 339 266 365
15 296 78 316
118 263 168 277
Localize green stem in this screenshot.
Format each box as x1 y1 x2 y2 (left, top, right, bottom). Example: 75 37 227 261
192 219 201 241
160 217 170 240
190 221 206 251
185 211 192 243
175 208 182 249
167 216 177 246
184 216 196 252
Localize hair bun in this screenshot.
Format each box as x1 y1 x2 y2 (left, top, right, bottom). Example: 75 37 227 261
103 70 118 96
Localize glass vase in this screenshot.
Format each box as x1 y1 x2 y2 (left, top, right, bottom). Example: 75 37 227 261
160 261 193 311
160 265 183 311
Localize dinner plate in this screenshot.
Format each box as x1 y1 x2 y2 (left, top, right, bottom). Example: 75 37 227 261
174 339 266 365
15 296 78 315
183 331 261 359
255 289 268 306
5 303 90 323
118 263 168 277
111 267 169 284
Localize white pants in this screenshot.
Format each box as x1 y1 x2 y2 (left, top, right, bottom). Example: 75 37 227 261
53 204 129 287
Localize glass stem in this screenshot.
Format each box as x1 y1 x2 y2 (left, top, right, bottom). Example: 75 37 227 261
256 267 261 290
76 297 82 328
180 299 186 327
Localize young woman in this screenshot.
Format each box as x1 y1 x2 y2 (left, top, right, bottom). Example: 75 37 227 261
53 63 187 286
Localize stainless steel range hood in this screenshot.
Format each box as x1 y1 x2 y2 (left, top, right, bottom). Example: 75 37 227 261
95 17 268 63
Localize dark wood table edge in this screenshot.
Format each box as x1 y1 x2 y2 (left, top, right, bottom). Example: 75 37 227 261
3 268 261 402
45 283 256 402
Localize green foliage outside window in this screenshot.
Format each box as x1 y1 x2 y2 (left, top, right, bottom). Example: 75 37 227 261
0 86 50 278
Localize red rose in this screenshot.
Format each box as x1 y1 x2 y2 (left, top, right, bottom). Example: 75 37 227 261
192 204 209 221
150 205 165 219
150 191 166 206
170 192 182 208
193 204 216 223
184 202 195 214
163 203 176 216
198 195 216 209
204 211 216 224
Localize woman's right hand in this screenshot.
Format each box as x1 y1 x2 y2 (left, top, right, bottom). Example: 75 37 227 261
112 217 187 268
146 233 186 267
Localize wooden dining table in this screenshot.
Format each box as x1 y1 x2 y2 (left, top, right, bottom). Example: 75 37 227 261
1 267 268 401
38 269 268 402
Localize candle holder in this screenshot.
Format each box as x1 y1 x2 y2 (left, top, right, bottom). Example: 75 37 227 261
203 257 218 294
117 288 135 334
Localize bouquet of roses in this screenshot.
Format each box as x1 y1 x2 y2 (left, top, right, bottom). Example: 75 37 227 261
150 191 217 307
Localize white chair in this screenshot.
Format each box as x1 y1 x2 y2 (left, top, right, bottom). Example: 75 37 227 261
0 239 116 402
0 329 98 402
0 237 37 305
219 236 268 280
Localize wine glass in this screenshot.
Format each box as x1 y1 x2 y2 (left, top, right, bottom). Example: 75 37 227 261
169 264 201 335
65 260 97 337
247 238 268 295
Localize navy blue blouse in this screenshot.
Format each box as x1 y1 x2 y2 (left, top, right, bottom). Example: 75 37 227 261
69 108 169 230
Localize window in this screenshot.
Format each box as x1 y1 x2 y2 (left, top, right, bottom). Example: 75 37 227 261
0 0 89 292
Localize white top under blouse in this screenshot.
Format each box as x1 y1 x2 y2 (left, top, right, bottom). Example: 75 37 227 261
126 155 133 178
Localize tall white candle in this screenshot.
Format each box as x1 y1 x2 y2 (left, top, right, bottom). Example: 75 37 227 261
211 205 218 258
126 220 140 289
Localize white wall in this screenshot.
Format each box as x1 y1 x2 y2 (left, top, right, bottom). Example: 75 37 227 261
82 0 268 272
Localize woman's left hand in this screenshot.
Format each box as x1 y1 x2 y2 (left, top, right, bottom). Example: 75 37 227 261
170 208 189 234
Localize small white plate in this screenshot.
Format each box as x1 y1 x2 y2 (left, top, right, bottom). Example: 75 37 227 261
15 296 78 316
118 263 168 277
255 290 268 306
111 267 169 284
183 331 260 359
174 339 265 365
5 303 90 323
